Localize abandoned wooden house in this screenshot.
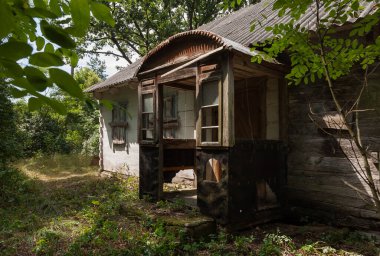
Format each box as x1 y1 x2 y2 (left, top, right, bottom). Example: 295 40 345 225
86 0 380 229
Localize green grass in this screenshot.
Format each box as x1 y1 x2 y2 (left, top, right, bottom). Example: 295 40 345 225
0 154 379 255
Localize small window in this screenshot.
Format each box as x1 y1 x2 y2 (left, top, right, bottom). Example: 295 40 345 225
201 79 220 143
256 180 278 210
204 158 221 182
163 95 178 139
141 93 154 140
110 104 128 145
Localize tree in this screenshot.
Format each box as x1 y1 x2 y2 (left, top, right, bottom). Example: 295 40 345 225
87 57 107 80
252 0 380 215
0 84 21 167
80 0 258 64
0 0 116 113
14 67 101 156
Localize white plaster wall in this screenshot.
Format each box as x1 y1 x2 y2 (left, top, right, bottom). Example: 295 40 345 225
164 87 196 139
100 86 139 176
266 78 280 140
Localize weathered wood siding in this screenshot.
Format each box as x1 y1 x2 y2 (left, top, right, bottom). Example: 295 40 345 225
287 70 380 229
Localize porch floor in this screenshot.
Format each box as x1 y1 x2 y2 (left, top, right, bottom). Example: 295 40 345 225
163 187 197 207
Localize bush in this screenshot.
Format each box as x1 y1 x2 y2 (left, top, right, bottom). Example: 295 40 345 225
0 85 21 166
0 167 33 206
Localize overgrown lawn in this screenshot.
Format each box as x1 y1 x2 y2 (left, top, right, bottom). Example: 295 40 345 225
0 155 378 255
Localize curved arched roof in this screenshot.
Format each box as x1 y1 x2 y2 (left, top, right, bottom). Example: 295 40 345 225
86 0 377 92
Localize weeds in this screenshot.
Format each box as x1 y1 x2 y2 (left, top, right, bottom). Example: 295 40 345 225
0 156 378 255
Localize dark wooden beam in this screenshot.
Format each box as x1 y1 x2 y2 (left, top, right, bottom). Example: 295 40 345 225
157 67 196 84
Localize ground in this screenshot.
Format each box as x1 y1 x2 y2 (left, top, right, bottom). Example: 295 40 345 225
0 155 379 256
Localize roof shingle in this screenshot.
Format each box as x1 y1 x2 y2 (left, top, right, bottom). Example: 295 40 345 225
86 0 377 92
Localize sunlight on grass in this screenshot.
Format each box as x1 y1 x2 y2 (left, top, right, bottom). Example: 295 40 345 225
15 154 96 181
1 155 379 256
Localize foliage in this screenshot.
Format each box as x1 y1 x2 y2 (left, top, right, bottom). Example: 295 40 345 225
87 57 107 79
1 160 379 255
0 0 116 112
252 0 380 215
81 0 258 64
252 0 380 86
14 67 100 157
0 85 21 167
259 230 295 256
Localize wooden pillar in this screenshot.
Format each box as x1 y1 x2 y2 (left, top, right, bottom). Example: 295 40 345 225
278 78 288 142
156 78 164 198
221 52 235 147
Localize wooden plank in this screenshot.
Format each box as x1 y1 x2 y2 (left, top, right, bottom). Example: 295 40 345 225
195 63 202 147
156 76 164 199
157 67 196 84
141 79 154 86
163 139 196 149
288 197 380 222
288 176 376 198
221 52 235 147
137 82 142 142
287 188 372 209
279 78 288 141
233 53 284 78
164 83 195 91
163 166 195 172
199 71 222 81
161 47 224 77
200 64 220 73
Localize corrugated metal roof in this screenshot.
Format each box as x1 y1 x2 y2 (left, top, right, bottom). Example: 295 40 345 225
199 0 377 47
87 0 378 92
85 58 143 92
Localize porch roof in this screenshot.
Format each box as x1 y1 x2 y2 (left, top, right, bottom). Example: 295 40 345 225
86 0 377 93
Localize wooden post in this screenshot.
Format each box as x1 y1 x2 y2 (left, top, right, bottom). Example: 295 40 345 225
221 52 235 147
156 77 164 198
195 62 202 147
278 78 288 142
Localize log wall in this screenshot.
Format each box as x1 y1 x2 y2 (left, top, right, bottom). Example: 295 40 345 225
287 70 380 229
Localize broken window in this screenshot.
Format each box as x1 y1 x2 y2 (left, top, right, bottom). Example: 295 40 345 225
204 158 222 182
163 94 178 138
110 104 128 145
256 180 278 210
201 79 220 144
141 93 155 141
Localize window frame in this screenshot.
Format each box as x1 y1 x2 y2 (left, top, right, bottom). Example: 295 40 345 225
140 89 156 144
199 75 222 146
110 103 128 145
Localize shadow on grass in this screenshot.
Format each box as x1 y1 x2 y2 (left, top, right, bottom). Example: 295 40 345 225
1 155 379 256
1 156 139 255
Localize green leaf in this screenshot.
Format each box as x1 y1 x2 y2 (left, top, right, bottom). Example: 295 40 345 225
70 0 90 36
49 0 62 16
11 78 36 91
9 88 28 98
70 52 79 67
0 41 33 61
24 7 58 18
100 99 113 110
91 2 115 27
36 36 45 51
49 68 84 99
0 59 24 77
44 98 67 114
29 52 64 67
91 200 100 205
24 66 50 91
28 97 42 111
0 1 15 39
40 20 76 49
45 43 55 53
